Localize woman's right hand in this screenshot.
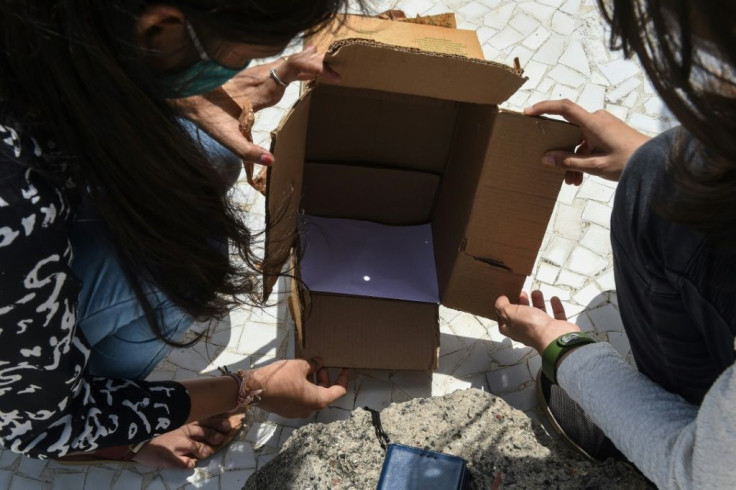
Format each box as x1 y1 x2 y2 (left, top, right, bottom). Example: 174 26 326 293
226 45 340 113
524 99 651 185
247 358 349 418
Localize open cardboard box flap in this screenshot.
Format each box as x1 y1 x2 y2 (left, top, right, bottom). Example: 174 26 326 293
464 110 581 276
264 93 311 298
321 39 525 105
439 110 581 317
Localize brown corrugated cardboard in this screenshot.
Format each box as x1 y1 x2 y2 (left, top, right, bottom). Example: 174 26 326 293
397 13 457 29
305 85 456 172
318 40 524 105
264 93 310 297
302 163 440 225
265 26 580 370
300 293 439 370
308 14 481 58
374 10 458 29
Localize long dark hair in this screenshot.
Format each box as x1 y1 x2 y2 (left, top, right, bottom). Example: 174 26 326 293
598 0 736 247
0 0 359 346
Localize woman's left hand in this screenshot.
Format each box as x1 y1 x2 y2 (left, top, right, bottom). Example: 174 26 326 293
171 45 339 165
495 290 581 354
246 358 349 418
171 87 272 164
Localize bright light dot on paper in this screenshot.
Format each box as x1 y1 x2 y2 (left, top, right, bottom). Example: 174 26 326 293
363 275 371 282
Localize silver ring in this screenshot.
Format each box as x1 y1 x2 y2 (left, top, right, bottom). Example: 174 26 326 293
269 68 289 88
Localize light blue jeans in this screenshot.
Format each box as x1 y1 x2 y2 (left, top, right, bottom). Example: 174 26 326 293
70 120 241 380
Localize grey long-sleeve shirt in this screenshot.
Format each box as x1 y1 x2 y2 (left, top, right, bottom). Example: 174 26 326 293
559 342 736 489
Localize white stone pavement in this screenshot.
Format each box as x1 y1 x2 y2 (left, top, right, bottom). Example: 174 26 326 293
2 1 677 489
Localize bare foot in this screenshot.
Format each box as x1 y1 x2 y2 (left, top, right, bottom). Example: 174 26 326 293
133 412 245 469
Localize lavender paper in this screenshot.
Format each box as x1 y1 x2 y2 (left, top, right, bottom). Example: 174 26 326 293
300 215 440 304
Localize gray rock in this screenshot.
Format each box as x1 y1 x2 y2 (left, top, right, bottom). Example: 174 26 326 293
244 389 648 489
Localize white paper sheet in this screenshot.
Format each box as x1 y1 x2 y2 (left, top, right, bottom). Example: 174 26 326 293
300 215 440 303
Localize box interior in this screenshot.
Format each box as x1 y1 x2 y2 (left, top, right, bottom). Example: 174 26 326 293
270 84 497 369
301 84 494 301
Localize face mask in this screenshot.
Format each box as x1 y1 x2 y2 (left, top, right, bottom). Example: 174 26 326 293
160 22 250 98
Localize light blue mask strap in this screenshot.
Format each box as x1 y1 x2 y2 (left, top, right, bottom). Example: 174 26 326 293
185 22 210 61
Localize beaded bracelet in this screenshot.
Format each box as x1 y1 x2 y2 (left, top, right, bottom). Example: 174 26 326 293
218 366 264 409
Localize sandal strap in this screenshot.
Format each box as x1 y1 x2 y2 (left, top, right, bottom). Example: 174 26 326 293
92 441 146 462
59 440 147 464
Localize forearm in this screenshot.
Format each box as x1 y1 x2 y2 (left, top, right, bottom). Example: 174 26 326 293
179 376 240 423
558 343 736 489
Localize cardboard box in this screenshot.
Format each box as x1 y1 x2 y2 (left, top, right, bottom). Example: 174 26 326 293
263 20 580 371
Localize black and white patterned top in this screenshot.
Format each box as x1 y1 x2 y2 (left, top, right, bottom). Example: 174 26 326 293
0 118 190 459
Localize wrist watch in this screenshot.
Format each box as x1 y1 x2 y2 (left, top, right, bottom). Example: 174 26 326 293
541 332 596 384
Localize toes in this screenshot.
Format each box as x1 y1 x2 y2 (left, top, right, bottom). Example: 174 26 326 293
218 418 234 432
202 427 225 446
179 456 198 469
190 441 215 460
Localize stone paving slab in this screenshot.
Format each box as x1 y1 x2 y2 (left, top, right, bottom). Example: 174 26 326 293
3 0 675 488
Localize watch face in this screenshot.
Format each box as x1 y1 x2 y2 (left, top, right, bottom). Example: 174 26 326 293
559 333 582 345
